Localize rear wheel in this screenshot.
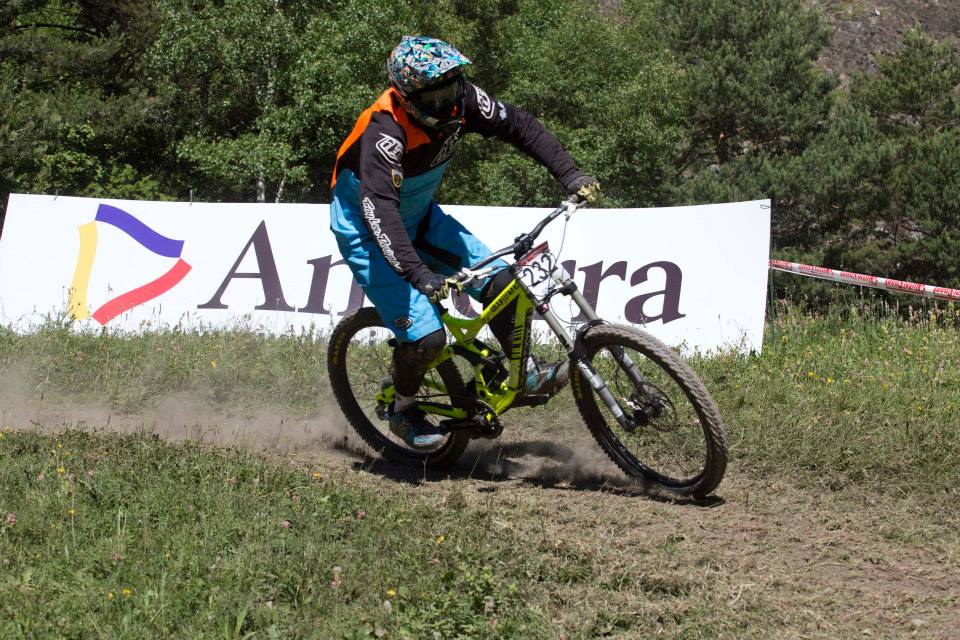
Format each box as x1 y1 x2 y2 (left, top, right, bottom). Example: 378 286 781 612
327 307 470 467
570 324 727 497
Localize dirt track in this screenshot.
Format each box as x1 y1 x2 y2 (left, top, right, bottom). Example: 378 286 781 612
2 390 958 638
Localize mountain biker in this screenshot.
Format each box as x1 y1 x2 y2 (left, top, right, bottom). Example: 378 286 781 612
329 35 599 449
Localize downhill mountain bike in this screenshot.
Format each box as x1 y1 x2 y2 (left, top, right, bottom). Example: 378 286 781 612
327 199 727 497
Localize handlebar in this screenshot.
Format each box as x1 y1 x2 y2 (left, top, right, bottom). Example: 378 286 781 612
451 198 586 287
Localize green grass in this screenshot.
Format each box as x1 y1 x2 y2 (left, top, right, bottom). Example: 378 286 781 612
3 299 960 637
0 429 558 639
3 299 960 497
698 299 960 495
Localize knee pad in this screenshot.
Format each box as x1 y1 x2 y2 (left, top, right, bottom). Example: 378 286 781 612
394 328 446 369
479 268 514 305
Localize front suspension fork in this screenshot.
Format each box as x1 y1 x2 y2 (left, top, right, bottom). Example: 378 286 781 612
532 277 640 431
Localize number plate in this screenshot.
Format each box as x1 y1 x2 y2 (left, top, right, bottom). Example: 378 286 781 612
516 242 557 294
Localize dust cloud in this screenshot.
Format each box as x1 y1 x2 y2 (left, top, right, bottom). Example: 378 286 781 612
461 436 644 490
0 362 637 489
0 365 365 458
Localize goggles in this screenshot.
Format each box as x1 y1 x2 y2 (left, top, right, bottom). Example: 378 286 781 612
410 76 463 118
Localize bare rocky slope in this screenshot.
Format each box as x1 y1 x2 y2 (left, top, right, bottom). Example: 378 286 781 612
812 0 959 78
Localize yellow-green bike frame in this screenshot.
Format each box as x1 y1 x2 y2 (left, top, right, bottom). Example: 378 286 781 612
374 277 534 420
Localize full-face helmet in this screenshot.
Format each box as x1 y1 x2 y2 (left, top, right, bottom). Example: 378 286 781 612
387 36 471 132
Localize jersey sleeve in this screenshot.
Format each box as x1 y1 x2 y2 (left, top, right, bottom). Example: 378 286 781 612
358 111 431 284
460 82 584 190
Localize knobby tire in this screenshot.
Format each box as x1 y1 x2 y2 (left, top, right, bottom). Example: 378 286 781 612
327 307 470 468
570 324 728 498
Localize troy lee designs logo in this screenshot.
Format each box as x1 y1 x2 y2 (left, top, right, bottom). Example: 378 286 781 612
473 85 497 120
375 133 403 163
437 58 460 73
362 197 401 272
431 129 461 167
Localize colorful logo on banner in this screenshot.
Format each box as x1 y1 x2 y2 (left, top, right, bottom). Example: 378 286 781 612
68 204 192 324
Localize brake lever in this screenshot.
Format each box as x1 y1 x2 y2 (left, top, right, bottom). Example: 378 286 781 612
449 266 494 291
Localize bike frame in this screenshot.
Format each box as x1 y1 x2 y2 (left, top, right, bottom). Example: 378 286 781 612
374 200 647 431
374 276 537 419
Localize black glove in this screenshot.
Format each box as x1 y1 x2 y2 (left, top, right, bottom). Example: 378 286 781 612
414 271 460 304
565 174 600 204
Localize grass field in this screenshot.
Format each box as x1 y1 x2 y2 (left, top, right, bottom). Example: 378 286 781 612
2 298 959 638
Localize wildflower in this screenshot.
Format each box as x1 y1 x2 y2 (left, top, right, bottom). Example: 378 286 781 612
211 360 218 368
807 371 815 378
226 476 238 487
67 508 76 517
382 600 393 614
107 591 114 600
330 566 343 589
311 471 322 480
429 557 440 565
122 588 133 598
355 509 366 519
435 534 445 545
281 520 291 529
386 588 396 598
4 513 14 527
87 469 94 478
56 466 65 475
111 553 124 562
291 495 301 504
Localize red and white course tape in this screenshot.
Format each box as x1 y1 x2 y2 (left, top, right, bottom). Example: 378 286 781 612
769 259 960 302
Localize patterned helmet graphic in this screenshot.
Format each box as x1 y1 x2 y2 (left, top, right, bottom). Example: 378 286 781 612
387 36 471 97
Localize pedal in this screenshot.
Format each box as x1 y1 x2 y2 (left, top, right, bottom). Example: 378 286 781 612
513 393 551 408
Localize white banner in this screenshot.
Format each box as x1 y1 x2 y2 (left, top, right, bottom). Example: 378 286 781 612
0 194 770 353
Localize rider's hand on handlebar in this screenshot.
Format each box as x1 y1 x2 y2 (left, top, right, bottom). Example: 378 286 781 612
565 174 600 205
415 271 463 304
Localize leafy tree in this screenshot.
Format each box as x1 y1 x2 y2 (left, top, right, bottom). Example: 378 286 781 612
662 0 836 172
818 29 960 286
0 0 168 224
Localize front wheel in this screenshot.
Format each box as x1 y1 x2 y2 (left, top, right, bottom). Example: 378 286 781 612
570 324 727 498
327 307 470 468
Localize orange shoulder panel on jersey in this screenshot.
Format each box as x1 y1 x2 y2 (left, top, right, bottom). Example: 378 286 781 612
330 88 432 189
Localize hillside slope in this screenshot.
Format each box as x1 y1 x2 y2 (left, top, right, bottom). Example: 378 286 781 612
813 0 959 76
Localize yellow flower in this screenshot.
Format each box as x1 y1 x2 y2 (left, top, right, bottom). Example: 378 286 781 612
311 471 322 480
211 360 218 368
386 588 396 598
56 466 65 475
435 534 445 545
122 588 133 597
67 508 75 517
107 591 114 600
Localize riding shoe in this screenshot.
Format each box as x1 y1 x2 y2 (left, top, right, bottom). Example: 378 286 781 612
388 405 446 449
524 357 570 397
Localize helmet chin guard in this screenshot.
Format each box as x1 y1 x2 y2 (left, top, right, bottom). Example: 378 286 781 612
397 76 464 133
